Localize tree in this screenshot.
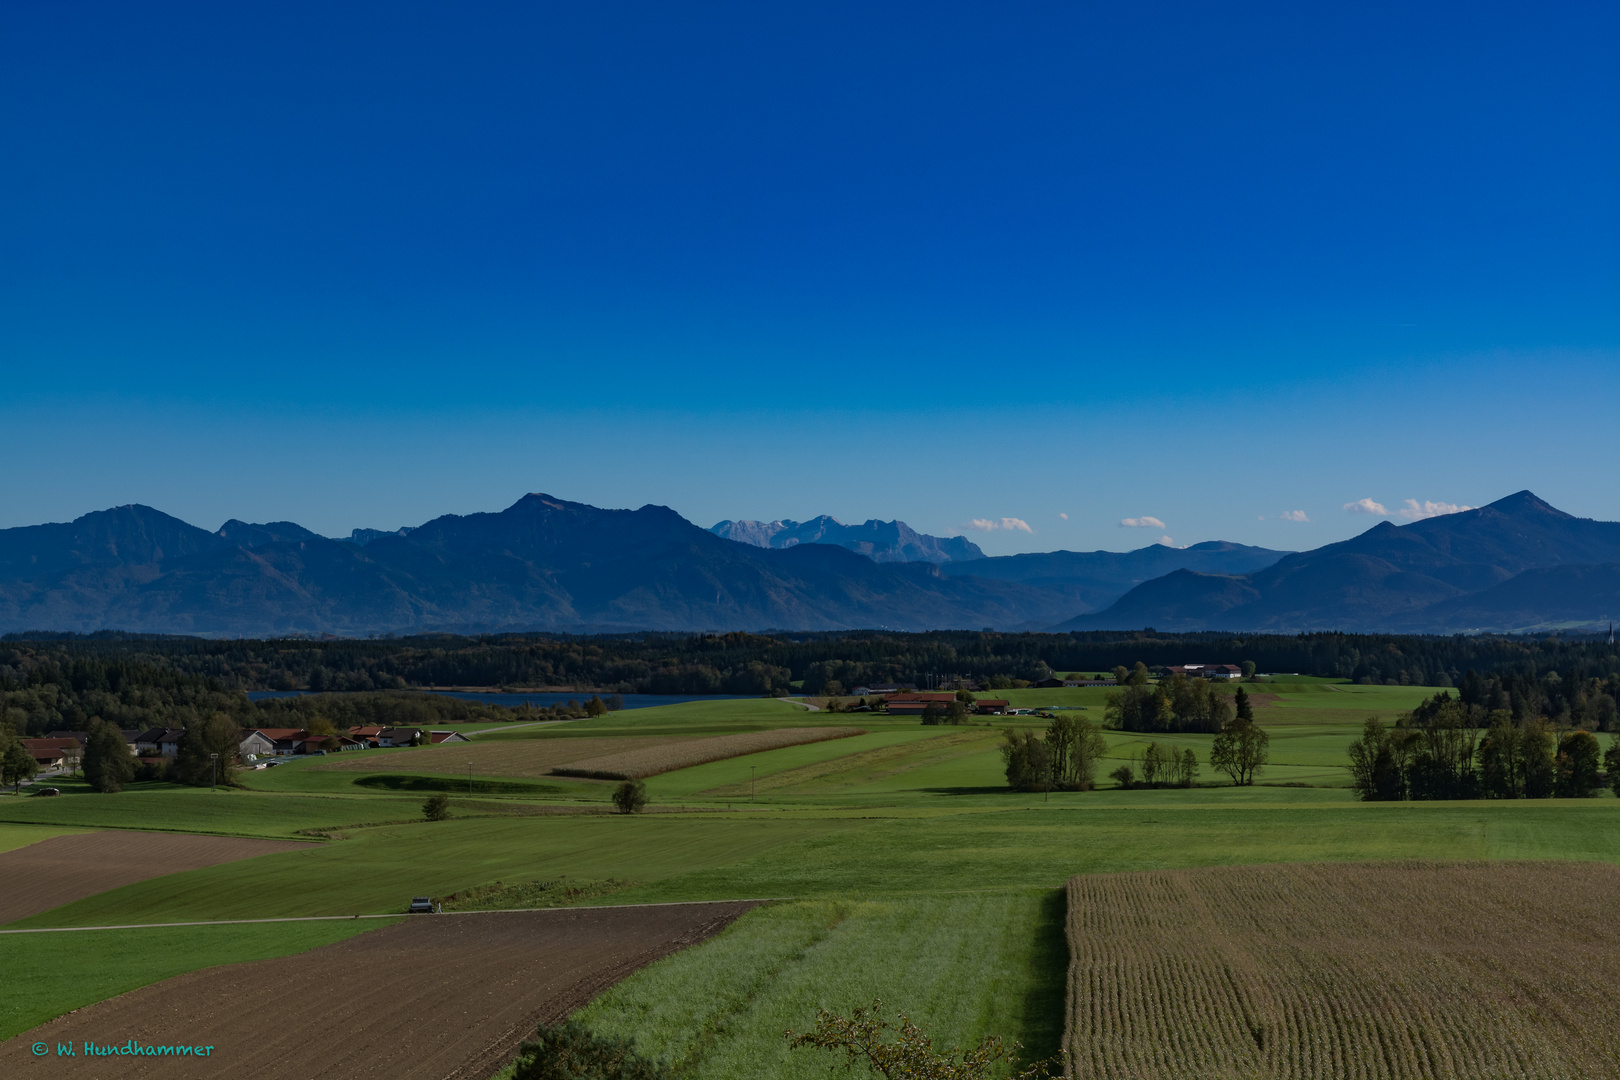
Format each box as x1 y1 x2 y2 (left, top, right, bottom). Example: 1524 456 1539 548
1109 764 1134 789
1000 730 1052 793
1234 686 1255 723
945 700 970 725
514 1020 673 1080
1556 729 1601 797
3 738 38 794
1520 718 1556 798
1211 714 1269 786
423 793 451 821
1178 748 1199 787
82 718 134 794
787 1000 1060 1080
1478 712 1523 798
1347 717 1408 801
177 712 240 787
1606 735 1620 798
1241 660 1256 680
612 779 648 814
586 696 609 717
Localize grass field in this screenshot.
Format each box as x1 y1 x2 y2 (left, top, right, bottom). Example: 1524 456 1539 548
0 822 86 854
6 680 1619 1080
0 919 395 1041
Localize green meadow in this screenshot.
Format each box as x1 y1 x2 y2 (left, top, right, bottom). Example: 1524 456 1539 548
3 682 1616 1076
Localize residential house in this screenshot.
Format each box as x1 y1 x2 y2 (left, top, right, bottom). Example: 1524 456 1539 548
974 699 1010 715
22 737 81 770
428 731 472 745
348 726 387 748
377 728 423 747
135 728 186 757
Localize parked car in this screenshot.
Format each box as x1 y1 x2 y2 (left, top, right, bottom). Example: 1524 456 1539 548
408 897 434 914
29 787 61 797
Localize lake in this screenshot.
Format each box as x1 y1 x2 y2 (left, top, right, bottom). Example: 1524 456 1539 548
244 690 755 710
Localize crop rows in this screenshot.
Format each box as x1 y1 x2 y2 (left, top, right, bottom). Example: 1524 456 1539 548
1064 861 1620 1079
552 726 863 780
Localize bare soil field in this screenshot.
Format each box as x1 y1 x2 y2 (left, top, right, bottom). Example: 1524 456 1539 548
552 726 862 780
311 735 691 778
1 902 757 1079
0 831 311 926
1064 861 1620 1079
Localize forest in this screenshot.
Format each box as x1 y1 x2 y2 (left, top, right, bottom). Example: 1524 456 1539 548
1 628 1616 736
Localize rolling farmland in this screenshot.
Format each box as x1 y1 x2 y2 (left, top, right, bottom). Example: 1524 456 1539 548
551 726 862 780
1064 861 1620 1079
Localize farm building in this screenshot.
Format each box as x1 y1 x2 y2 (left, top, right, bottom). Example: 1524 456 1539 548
1166 664 1243 680
429 731 472 745
880 693 959 717
975 699 1009 715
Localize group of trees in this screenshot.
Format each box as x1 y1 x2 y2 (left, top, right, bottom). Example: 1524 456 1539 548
1105 666 1240 734
10 628 1617 705
1111 742 1199 789
1348 691 1612 801
1001 714 1110 792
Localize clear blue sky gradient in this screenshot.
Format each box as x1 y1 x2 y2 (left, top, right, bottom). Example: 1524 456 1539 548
2 1 1616 553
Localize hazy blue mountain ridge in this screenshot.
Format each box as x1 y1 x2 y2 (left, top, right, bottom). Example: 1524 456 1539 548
1057 492 1620 633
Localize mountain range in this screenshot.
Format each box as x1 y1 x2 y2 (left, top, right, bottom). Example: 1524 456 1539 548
1058 491 1620 634
0 490 1610 636
710 516 985 564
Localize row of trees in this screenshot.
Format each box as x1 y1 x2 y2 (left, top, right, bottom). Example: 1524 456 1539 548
1001 705 1271 792
8 629 1618 706
1347 696 1612 801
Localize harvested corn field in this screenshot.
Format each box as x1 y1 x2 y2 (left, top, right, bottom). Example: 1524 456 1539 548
1064 861 1620 1080
551 727 863 780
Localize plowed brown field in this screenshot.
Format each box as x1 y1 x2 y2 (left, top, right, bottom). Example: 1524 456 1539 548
0 831 311 926
1064 861 1620 1079
2 901 757 1079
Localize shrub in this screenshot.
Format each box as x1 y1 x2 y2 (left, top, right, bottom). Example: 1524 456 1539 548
423 793 451 821
512 1020 673 1080
1109 764 1135 789
787 999 1060 1080
612 779 648 814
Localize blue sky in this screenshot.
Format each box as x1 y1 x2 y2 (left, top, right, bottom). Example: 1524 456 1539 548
2 1 1616 554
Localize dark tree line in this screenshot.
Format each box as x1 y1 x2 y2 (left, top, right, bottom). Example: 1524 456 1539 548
1348 691 1611 801
7 628 1619 703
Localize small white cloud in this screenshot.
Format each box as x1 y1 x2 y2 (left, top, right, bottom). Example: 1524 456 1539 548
1344 498 1390 516
1397 499 1475 521
961 517 1035 534
1059 512 1068 520
1258 515 1266 520
1120 516 1167 529
1157 535 1177 547
1280 510 1310 522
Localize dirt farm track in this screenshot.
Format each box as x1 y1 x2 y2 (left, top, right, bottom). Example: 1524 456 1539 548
2 902 759 1079
0 832 313 926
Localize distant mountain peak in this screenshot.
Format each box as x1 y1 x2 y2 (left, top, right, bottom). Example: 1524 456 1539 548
1482 490 1571 519
710 516 984 564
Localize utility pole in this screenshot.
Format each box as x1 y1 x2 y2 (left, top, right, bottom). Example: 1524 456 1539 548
751 765 756 802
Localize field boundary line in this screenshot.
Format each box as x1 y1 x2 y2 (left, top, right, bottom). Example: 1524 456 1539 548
0 898 792 934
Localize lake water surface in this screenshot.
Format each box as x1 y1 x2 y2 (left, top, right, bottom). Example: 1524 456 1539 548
245 690 754 710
